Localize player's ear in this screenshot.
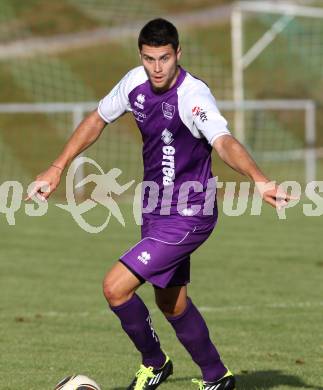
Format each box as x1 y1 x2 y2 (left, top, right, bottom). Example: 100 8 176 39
176 46 182 61
138 47 144 61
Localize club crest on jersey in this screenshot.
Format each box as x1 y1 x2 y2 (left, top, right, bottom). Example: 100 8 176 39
161 128 174 145
138 251 151 265
134 94 145 110
162 102 175 120
192 106 208 122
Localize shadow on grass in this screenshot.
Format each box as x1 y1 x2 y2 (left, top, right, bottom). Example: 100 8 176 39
236 370 322 390
111 370 322 389
110 376 191 389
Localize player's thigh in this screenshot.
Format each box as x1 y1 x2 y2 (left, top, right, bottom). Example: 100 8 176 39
103 261 142 304
154 285 188 317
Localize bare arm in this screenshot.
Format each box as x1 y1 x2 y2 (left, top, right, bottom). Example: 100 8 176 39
213 135 268 182
213 135 291 208
26 110 107 200
52 110 106 169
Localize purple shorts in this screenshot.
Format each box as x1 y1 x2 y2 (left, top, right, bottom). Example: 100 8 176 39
120 215 217 288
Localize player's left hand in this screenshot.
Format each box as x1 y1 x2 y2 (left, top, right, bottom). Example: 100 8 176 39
256 181 299 209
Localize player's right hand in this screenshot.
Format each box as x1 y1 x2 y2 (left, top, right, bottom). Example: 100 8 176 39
25 165 63 201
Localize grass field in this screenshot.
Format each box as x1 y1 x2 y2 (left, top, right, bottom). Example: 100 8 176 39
1 200 322 390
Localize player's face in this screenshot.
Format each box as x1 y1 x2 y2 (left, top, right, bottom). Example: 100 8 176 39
140 44 182 92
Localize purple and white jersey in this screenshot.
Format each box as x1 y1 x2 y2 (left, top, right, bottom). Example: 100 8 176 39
98 66 231 217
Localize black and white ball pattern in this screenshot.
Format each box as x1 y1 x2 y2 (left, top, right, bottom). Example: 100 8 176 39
54 375 101 390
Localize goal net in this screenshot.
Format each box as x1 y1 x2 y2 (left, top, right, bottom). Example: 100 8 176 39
0 0 321 199
232 1 323 183
0 99 315 200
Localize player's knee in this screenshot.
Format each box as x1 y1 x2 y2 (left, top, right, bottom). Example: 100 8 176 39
102 277 128 306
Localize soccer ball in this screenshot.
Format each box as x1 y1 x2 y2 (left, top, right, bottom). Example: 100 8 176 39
54 375 101 390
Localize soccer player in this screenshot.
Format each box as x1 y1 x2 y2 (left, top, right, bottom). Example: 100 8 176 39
27 19 291 390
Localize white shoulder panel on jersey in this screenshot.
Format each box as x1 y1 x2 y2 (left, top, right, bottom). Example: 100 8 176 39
98 66 148 123
178 72 231 145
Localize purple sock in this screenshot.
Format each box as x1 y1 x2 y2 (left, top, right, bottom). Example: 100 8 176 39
166 297 226 382
110 293 165 368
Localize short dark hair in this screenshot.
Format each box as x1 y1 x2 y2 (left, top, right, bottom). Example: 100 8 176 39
138 18 179 52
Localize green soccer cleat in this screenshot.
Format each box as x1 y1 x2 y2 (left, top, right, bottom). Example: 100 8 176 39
126 355 173 390
192 369 235 390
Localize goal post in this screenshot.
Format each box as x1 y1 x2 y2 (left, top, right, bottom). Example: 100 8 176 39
217 99 316 183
